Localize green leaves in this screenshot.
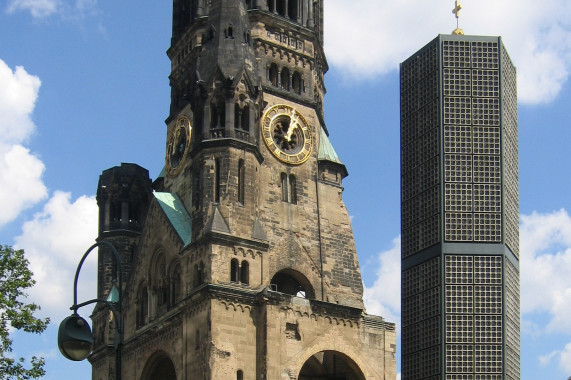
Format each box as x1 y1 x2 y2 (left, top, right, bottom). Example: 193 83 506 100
0 246 50 379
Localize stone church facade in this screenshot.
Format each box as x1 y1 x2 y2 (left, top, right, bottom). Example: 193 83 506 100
89 1 396 379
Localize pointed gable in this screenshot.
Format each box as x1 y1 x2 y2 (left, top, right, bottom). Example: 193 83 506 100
153 192 192 246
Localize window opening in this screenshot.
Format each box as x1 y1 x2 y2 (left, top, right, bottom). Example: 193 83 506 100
288 0 298 21
241 261 250 285
231 259 239 282
269 63 279 87
280 67 290 91
238 159 245 205
237 370 244 380
289 174 297 204
215 158 221 203
292 72 303 94
276 0 286 16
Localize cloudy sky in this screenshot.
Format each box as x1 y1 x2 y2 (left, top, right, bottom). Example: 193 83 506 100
1 0 571 378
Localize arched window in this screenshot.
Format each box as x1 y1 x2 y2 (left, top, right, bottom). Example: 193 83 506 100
289 174 297 204
241 105 250 132
238 159 245 205
210 97 225 129
281 173 297 204
210 101 219 128
288 0 298 22
281 173 288 201
199 261 206 284
193 264 200 287
241 261 249 285
292 72 303 95
280 67 290 91
169 263 181 309
270 270 315 299
214 158 221 203
237 370 244 380
276 0 286 16
269 63 279 87
231 258 239 282
225 24 234 39
136 285 148 328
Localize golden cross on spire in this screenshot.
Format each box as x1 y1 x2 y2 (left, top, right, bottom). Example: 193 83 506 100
452 0 465 35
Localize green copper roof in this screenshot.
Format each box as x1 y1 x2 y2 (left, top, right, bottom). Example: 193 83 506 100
318 127 342 164
157 166 165 179
154 192 192 246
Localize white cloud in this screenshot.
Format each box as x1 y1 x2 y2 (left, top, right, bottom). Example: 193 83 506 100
326 0 571 104
520 209 571 333
539 350 559 366
6 0 60 18
0 59 47 227
5 0 97 20
363 236 401 328
0 60 40 145
14 191 98 322
560 342 571 373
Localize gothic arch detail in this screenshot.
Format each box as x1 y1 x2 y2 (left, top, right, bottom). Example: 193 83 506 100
140 351 177 380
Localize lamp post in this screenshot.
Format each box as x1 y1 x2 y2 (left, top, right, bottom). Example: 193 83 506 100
57 241 123 380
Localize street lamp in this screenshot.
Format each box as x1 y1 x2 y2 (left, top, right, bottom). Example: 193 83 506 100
57 241 123 379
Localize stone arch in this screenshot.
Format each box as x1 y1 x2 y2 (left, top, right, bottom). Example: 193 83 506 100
141 351 177 380
295 350 367 380
270 268 315 299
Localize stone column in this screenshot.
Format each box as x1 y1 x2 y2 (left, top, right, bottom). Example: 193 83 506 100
307 0 314 28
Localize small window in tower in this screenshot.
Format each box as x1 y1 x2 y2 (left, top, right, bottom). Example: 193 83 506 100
210 101 219 128
241 105 250 132
237 370 244 380
241 261 250 285
276 0 286 16
199 261 206 284
238 159 245 205
231 258 239 282
136 285 148 328
195 329 200 350
193 264 199 288
214 158 221 203
169 264 181 309
292 72 303 95
192 169 201 210
281 173 297 204
281 67 290 91
267 0 274 13
269 63 279 87
288 0 299 22
281 173 288 201
289 174 297 204
225 24 234 39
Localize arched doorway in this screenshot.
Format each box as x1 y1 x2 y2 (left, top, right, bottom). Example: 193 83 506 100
141 351 177 380
298 351 365 380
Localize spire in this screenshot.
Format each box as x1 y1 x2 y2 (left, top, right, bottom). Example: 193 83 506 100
196 0 259 89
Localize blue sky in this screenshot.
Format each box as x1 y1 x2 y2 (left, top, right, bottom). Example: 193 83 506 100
1 0 571 379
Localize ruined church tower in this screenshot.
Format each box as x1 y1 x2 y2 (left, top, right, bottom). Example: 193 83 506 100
90 1 397 379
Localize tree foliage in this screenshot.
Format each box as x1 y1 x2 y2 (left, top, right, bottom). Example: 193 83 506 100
0 246 50 379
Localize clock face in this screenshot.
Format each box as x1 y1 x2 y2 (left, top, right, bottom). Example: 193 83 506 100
166 116 192 177
261 104 312 165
